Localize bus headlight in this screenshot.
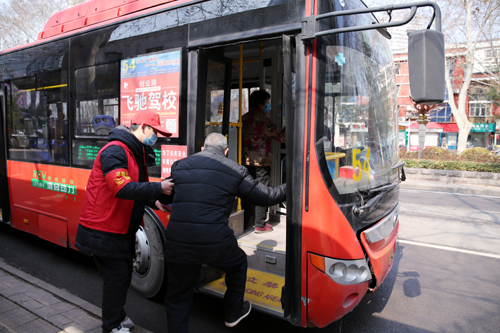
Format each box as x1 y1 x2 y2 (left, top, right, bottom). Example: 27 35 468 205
311 253 372 285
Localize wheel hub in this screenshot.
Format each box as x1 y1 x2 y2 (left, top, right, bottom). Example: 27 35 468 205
134 226 151 275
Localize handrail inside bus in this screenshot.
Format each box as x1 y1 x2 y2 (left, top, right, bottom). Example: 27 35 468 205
301 1 442 41
325 152 345 161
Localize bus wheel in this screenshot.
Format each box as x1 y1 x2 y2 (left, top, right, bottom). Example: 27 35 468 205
130 211 166 299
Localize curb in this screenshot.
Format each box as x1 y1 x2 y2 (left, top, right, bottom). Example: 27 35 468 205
0 258 101 318
0 258 153 333
400 179 500 197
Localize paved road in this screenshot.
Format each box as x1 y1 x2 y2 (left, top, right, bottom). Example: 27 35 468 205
1 188 500 332
399 188 500 255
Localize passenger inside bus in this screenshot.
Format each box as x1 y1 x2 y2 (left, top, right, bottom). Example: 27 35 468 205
242 90 285 233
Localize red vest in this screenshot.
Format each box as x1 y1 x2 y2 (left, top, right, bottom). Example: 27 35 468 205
79 141 144 234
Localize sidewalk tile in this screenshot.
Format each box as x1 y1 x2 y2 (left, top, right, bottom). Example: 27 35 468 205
10 294 45 311
0 276 24 288
16 318 60 333
61 322 87 333
0 297 17 314
0 307 37 329
0 284 37 298
62 309 101 330
33 301 76 318
25 289 61 306
46 314 73 328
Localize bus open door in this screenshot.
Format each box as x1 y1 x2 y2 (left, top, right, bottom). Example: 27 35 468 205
189 35 300 320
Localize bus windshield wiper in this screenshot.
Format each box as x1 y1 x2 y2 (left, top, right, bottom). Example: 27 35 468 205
368 182 398 195
353 182 399 216
352 192 384 216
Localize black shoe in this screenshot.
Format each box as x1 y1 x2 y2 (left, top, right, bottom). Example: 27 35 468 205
225 301 252 328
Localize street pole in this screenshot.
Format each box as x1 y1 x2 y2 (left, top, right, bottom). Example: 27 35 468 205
411 101 436 159
407 121 410 152
417 117 429 159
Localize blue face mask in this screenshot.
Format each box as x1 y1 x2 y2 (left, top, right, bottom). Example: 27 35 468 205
264 102 271 113
143 127 158 146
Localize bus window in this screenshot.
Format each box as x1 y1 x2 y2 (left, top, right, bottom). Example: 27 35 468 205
316 0 398 199
8 75 68 165
74 64 120 136
73 63 120 168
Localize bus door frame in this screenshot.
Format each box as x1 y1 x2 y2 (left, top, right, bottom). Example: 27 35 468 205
187 34 305 325
187 48 232 156
282 33 305 326
0 83 11 224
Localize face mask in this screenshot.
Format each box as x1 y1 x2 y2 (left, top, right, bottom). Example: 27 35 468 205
143 127 158 146
264 102 271 113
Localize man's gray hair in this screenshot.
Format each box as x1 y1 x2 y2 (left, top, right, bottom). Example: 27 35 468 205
204 133 228 152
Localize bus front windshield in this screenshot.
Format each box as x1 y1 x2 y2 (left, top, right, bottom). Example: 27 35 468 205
317 0 399 196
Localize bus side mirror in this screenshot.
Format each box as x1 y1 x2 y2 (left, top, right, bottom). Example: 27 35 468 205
407 29 445 105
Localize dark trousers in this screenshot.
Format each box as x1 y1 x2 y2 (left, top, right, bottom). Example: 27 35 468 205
243 166 271 228
93 256 133 332
165 246 248 333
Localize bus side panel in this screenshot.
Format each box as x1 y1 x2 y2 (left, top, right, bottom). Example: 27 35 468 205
7 161 90 247
306 254 368 328
7 161 171 249
360 222 399 289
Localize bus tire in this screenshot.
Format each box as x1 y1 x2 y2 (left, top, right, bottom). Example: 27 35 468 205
130 211 167 299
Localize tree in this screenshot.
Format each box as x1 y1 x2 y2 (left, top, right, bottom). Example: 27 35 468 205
441 0 500 153
0 0 85 51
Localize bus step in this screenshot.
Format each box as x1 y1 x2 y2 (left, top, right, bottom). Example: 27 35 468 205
200 268 285 318
237 219 286 277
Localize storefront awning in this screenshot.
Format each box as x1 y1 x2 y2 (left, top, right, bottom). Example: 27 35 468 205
407 122 459 132
408 122 444 131
440 123 459 132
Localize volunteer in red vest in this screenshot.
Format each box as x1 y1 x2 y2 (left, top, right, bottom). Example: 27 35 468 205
76 110 174 333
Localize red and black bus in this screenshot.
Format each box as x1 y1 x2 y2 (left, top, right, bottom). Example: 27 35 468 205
0 0 443 327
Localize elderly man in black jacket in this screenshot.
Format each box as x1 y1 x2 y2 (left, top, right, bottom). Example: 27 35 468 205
163 133 286 332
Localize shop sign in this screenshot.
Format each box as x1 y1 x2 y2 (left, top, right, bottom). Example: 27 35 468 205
471 123 496 132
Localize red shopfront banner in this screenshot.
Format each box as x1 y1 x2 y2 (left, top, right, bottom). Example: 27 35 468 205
161 145 187 178
120 50 181 137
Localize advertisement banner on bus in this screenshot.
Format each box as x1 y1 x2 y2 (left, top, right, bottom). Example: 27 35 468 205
120 49 181 137
161 145 187 178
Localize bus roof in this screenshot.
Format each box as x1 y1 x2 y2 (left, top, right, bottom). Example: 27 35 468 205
1 0 199 54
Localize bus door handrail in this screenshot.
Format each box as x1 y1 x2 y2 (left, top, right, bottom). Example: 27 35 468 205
301 1 442 42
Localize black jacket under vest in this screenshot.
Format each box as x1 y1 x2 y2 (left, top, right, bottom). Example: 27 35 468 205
164 147 286 264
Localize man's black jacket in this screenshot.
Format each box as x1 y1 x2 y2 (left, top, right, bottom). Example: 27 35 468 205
164 147 286 264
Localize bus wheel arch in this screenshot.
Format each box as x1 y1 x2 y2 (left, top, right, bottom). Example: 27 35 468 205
130 207 167 300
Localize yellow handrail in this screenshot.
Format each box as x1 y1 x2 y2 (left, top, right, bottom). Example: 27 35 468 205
325 152 346 160
325 152 346 178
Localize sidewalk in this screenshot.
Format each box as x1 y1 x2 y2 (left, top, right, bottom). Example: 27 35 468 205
0 259 152 333
400 178 500 197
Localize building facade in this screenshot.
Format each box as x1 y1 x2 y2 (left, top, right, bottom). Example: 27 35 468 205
394 39 500 151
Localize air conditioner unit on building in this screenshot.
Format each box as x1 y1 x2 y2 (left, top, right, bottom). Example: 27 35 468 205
453 89 459 94
398 117 406 122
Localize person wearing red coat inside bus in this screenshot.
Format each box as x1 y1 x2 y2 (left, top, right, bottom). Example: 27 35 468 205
75 110 174 333
242 90 285 233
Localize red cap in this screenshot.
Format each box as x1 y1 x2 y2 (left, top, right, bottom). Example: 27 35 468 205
131 110 172 137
